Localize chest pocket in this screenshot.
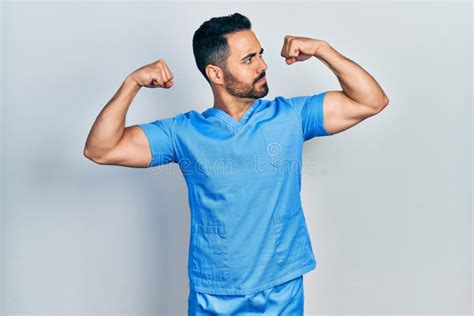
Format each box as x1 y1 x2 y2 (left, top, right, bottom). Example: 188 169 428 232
259 120 300 173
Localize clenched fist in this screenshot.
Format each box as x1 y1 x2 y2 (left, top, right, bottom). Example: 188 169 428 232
280 35 326 65
129 59 174 89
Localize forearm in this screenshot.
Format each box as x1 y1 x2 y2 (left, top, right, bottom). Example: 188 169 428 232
314 41 388 109
84 75 141 159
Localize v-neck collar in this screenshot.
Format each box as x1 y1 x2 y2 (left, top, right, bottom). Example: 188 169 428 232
203 98 261 128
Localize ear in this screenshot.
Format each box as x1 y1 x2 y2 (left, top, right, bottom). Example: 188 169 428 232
206 64 224 85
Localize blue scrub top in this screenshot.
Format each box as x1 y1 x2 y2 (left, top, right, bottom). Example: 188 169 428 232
139 91 329 295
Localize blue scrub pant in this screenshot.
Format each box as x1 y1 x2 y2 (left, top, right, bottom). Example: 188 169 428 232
188 275 304 315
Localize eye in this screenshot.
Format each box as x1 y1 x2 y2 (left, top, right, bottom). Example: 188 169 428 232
245 53 263 65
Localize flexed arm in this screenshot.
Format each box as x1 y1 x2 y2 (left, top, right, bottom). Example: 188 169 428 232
83 59 174 167
281 35 389 135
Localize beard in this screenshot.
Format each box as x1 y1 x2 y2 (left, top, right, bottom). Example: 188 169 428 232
223 68 269 99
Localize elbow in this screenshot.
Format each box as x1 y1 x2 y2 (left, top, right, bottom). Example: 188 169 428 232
83 145 95 161
373 95 389 114
382 94 389 107
83 146 108 165
83 146 91 159
83 146 97 163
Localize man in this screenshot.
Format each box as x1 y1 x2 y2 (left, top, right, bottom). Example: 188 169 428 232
84 12 388 315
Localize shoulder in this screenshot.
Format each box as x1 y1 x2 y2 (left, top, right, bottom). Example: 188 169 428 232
255 96 301 120
172 109 205 123
171 109 215 133
255 95 294 111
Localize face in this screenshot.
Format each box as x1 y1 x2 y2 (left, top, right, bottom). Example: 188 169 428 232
221 30 269 99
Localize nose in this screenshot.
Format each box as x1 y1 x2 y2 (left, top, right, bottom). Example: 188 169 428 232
259 57 268 73
257 58 268 79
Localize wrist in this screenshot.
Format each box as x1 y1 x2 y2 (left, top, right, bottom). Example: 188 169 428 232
125 73 142 89
312 40 328 57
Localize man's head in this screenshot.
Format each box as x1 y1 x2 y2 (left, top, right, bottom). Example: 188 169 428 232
192 13 269 99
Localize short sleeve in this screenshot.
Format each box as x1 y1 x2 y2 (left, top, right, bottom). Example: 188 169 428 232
287 91 330 141
138 116 177 167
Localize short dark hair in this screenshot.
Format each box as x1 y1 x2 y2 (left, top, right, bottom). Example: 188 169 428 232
192 13 252 84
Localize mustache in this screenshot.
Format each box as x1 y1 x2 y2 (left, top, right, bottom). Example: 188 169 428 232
255 72 266 83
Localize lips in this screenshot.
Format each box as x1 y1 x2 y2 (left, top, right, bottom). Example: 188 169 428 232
257 76 266 83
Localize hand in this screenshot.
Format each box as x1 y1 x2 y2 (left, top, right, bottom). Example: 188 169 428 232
280 35 325 65
129 59 174 88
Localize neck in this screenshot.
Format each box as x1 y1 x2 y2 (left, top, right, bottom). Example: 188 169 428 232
212 91 256 121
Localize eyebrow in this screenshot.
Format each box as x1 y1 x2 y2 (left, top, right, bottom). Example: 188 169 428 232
240 47 264 61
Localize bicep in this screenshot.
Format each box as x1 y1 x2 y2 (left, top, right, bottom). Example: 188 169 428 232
322 90 379 135
100 116 177 168
100 125 153 168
